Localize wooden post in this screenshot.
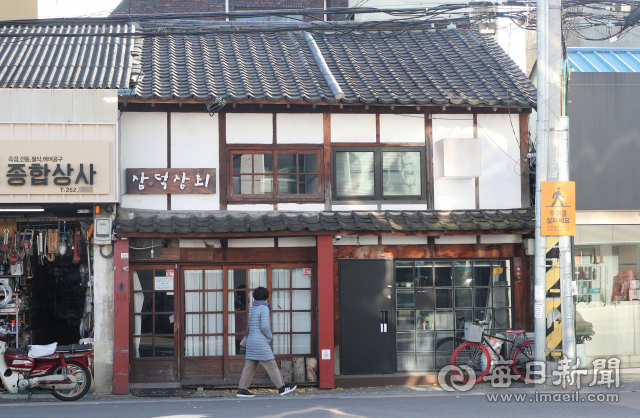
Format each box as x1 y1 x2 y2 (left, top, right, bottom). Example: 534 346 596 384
306 357 319 382
317 235 335 388
293 357 306 383
113 239 130 395
280 360 293 383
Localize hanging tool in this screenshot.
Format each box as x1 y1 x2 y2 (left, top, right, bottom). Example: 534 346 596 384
9 230 17 264
23 229 33 256
38 230 44 265
59 222 67 256
73 229 81 264
1 229 8 252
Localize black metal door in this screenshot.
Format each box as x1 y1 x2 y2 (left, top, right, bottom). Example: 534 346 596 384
339 260 395 375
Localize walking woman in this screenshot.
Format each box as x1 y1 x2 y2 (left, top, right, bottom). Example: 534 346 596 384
236 286 297 397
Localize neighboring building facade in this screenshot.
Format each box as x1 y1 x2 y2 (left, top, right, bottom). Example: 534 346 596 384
0 0 37 19
567 48 640 369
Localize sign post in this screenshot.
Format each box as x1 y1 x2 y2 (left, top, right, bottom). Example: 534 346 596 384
541 181 575 237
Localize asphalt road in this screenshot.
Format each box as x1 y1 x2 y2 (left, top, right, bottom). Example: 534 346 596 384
1 389 639 418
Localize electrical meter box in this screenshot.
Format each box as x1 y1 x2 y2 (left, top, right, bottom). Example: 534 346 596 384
94 218 112 245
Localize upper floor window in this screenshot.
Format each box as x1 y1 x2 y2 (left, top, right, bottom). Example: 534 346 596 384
332 147 426 201
229 148 322 202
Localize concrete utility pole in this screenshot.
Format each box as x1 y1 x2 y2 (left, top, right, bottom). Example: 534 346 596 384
534 0 575 377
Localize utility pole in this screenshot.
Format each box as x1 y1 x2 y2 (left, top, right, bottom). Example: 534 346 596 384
534 0 575 379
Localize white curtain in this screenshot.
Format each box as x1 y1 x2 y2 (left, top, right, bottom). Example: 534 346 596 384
272 268 289 288
292 268 310 288
184 271 203 357
133 272 144 358
248 268 267 289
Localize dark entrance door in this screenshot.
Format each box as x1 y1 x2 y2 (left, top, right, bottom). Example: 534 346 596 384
339 260 395 374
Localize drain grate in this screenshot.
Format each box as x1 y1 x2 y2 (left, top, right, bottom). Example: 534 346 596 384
130 388 196 398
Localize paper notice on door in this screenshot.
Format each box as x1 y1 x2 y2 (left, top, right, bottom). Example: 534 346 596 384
534 302 544 319
169 314 174 324
155 276 173 291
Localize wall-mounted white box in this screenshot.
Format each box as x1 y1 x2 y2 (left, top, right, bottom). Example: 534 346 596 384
435 137 482 179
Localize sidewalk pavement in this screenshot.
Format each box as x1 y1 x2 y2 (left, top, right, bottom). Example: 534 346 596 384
2 375 640 404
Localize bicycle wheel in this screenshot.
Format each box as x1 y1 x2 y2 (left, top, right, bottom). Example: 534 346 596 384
511 340 535 383
450 342 491 384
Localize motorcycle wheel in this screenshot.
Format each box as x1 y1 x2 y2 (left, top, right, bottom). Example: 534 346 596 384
50 361 91 401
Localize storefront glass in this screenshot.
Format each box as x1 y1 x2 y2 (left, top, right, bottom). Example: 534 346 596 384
574 242 640 368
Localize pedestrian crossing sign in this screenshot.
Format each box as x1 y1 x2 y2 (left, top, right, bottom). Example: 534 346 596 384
541 181 575 236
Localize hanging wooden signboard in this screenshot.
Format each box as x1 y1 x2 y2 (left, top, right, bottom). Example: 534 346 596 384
125 168 216 194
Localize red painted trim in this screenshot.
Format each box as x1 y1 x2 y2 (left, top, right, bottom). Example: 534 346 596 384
317 235 335 389
113 239 130 395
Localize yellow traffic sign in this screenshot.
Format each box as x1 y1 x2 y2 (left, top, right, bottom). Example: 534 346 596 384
541 181 575 236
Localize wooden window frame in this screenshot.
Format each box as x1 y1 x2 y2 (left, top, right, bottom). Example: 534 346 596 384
332 146 427 202
228 145 324 203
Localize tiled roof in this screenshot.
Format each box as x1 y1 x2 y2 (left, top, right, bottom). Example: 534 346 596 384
116 208 535 234
0 24 135 89
134 25 536 107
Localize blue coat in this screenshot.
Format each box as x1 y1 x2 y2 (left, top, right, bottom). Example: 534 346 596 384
245 304 274 361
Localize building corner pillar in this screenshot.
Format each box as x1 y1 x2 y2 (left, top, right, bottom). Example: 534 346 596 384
317 235 335 389
113 239 130 394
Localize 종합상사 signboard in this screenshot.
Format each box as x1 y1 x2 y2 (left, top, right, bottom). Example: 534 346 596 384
541 181 576 236
0 140 111 195
125 168 216 194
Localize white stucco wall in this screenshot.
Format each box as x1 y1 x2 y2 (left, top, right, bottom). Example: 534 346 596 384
331 114 376 143
380 114 425 143
226 113 272 144
277 113 323 144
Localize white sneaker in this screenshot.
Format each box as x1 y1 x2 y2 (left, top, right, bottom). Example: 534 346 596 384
279 385 297 396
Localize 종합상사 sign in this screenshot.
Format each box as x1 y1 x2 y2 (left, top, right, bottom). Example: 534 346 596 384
541 181 576 236
125 168 216 194
0 140 111 195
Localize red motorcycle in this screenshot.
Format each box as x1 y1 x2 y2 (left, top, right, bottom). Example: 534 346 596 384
0 323 92 401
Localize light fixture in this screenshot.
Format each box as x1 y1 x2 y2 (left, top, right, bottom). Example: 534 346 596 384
0 207 45 212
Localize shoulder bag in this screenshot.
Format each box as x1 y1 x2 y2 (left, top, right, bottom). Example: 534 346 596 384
239 308 255 348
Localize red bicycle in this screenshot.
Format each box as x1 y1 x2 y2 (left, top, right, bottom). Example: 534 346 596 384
450 319 535 384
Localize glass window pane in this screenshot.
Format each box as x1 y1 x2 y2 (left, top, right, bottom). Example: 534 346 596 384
205 292 223 312
292 268 311 288
493 287 511 308
417 310 434 331
253 175 273 194
292 290 311 310
335 151 375 196
494 309 512 329
155 314 174 334
155 336 174 357
397 289 414 309
228 291 247 312
185 292 202 313
228 336 244 356
299 154 318 173
233 154 252 174
278 175 297 194
292 312 311 332
417 332 434 352
228 313 247 334
272 290 290 310
184 270 203 290
272 312 291 333
184 336 203 357
133 270 153 291
248 268 267 289
184 314 203 334
292 334 311 354
382 151 421 196
474 309 493 328
397 310 415 331
417 353 435 370
272 268 290 288
133 337 153 358
397 332 415 352
493 261 511 286
455 310 473 329
397 353 415 371
205 336 223 356
435 262 452 286
299 175 318 194
133 292 152 313
206 314 223 334
473 261 491 286
435 311 454 330
133 315 152 335
273 334 290 355
228 269 247 290
455 289 472 308
435 289 452 308
254 154 273 173
416 262 433 287
396 261 414 288
155 292 174 312
205 270 223 290
436 331 455 352
454 261 472 287
277 154 296 174
233 175 251 194
436 352 452 369
474 288 492 308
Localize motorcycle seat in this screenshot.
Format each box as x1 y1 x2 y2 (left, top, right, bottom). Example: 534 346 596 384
54 344 92 353
5 347 27 355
